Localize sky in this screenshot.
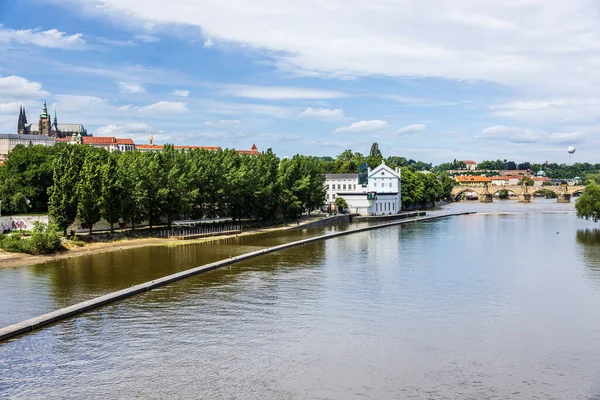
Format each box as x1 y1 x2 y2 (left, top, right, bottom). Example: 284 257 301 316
0 0 599 165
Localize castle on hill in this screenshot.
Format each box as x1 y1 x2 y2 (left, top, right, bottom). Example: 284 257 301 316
17 101 87 139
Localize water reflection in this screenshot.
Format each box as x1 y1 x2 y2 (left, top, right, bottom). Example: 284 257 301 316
576 228 600 287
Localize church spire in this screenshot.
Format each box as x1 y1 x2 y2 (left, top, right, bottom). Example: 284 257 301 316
53 110 58 129
18 106 23 134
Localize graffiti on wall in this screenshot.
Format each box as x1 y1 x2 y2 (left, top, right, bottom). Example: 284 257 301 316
0 216 50 232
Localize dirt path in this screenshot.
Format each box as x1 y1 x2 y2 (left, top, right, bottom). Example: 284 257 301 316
0 215 327 270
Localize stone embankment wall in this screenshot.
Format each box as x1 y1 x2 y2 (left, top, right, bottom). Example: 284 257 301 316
293 214 353 229
354 211 425 222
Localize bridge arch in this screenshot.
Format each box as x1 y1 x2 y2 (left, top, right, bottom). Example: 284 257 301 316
450 187 484 201
488 187 520 197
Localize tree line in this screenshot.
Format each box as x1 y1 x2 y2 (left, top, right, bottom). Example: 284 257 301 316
0 142 459 232
0 144 325 234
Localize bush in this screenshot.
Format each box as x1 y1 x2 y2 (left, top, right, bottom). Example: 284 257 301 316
0 222 63 255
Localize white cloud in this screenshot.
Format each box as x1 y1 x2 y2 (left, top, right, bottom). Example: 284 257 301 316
222 84 346 100
134 34 160 43
204 119 242 128
96 122 152 136
139 101 188 114
170 89 190 97
75 1 600 96
0 75 49 99
299 107 344 119
51 95 108 113
477 125 541 144
203 100 296 119
397 124 426 135
548 131 585 144
118 81 146 93
0 25 85 49
204 38 214 48
334 120 388 134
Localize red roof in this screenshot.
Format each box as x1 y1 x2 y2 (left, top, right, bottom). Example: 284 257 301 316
55 137 71 142
463 160 477 165
532 177 550 181
115 138 135 145
83 136 116 145
237 143 260 155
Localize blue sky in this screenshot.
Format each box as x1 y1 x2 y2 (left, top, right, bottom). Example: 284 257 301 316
0 0 599 164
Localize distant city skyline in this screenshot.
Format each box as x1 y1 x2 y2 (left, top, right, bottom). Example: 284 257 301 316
0 0 598 164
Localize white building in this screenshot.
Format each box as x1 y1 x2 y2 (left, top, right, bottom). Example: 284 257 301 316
0 133 56 156
325 162 402 216
325 173 360 203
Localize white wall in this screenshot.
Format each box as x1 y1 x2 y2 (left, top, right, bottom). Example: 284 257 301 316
0 215 49 231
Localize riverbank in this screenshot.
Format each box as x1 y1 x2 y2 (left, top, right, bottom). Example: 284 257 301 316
0 215 330 270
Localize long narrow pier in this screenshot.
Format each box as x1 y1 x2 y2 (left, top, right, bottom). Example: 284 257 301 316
0 212 474 342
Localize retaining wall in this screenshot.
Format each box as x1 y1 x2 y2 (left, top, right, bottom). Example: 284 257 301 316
0 211 475 342
292 214 353 229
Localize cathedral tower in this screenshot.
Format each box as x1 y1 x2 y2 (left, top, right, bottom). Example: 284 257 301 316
38 101 52 136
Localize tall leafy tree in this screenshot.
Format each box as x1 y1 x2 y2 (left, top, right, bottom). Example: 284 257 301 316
77 150 105 234
576 182 600 222
118 152 147 230
100 153 123 233
48 145 86 235
367 142 383 169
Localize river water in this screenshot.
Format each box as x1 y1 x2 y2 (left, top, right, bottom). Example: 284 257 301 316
2 199 600 399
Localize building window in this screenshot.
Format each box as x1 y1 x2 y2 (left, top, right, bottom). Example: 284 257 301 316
390 182 392 187
326 185 329 190
343 184 346 190
333 194 336 199
392 203 395 210
338 184 341 190
374 183 377 187
326 194 329 199
353 184 356 190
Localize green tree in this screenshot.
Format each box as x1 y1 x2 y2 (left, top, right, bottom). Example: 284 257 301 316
77 151 105 234
118 152 147 230
48 145 86 235
335 196 349 212
367 142 383 169
100 153 123 233
576 182 600 222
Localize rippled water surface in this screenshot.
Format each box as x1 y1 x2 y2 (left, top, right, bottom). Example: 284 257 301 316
2 200 600 399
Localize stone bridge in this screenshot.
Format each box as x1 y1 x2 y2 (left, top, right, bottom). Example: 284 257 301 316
450 184 585 203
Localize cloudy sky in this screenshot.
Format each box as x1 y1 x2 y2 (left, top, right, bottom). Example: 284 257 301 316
1 0 598 164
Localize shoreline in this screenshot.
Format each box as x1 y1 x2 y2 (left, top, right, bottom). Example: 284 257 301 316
0 217 325 270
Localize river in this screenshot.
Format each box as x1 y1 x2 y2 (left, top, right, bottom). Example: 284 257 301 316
2 199 600 399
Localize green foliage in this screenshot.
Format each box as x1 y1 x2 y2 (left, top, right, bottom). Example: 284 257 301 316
400 167 445 208
367 142 383 169
517 177 535 186
77 150 105 234
0 144 61 214
0 221 63 254
48 145 86 234
576 182 600 222
100 153 123 232
335 196 349 211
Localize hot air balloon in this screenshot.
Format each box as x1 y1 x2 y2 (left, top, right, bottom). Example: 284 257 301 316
567 146 576 158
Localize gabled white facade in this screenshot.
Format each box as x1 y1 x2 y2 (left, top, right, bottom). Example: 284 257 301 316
324 162 402 216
